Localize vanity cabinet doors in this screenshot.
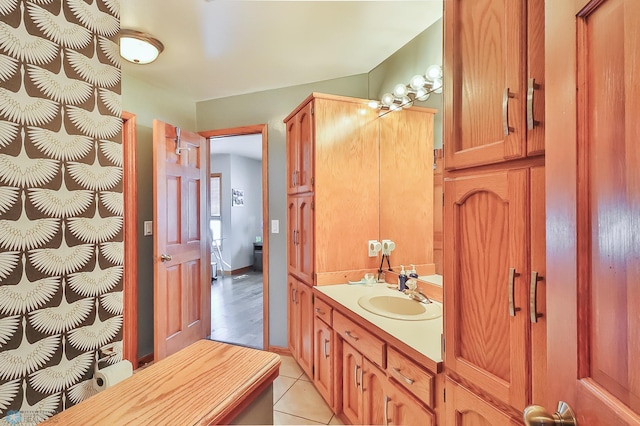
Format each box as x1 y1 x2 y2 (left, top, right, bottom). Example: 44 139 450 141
341 341 363 424
445 378 517 426
287 276 314 378
313 316 333 408
286 100 314 195
287 194 314 285
444 0 545 170
386 379 435 426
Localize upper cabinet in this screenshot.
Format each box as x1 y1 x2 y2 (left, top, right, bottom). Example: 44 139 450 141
444 0 544 170
286 101 314 195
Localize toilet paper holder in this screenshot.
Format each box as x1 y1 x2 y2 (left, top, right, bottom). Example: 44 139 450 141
94 344 118 373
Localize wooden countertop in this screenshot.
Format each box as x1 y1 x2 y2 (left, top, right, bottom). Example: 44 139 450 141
44 340 280 425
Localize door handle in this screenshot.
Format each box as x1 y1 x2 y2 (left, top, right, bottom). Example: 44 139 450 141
383 395 390 426
323 339 329 358
160 254 172 262
508 267 521 316
523 401 576 426
527 78 541 130
530 271 544 323
353 364 360 389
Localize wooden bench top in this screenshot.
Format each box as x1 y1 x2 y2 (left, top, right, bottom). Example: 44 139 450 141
43 340 281 425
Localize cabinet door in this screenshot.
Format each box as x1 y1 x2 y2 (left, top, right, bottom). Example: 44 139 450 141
445 378 518 426
313 316 333 407
341 342 363 424
297 281 314 378
296 101 314 194
444 0 526 169
362 359 391 426
387 380 435 426
287 195 314 284
286 101 314 195
287 276 299 359
444 169 529 411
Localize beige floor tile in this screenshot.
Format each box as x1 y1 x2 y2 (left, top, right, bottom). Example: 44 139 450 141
273 410 324 425
279 355 304 379
273 375 296 404
328 414 345 425
273 380 333 424
299 372 312 382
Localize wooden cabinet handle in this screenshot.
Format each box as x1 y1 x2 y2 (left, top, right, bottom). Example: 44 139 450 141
345 330 359 341
384 395 390 426
508 267 521 316
503 88 515 135
530 271 544 323
323 339 329 358
527 78 541 130
392 367 415 385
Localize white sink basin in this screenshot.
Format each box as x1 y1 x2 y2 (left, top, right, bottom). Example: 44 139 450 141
357 294 442 321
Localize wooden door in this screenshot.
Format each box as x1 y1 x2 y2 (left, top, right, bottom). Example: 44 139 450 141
297 194 314 284
287 276 299 358
287 198 299 275
285 116 298 195
543 0 640 424
297 281 314 378
444 0 526 170
153 120 210 361
444 169 529 411
314 316 333 407
446 378 518 426
342 342 363 424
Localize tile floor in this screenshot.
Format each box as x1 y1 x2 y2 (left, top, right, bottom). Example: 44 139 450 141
274 355 344 425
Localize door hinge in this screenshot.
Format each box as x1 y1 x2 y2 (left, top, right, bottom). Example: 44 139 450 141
442 193 445 206
312 365 315 376
311 201 315 210
312 293 314 304
311 177 314 186
441 334 445 353
443 388 446 403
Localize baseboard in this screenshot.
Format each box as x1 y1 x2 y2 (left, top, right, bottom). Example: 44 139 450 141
268 346 291 356
137 353 154 368
226 266 253 275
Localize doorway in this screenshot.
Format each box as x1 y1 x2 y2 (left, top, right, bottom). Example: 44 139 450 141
201 125 269 350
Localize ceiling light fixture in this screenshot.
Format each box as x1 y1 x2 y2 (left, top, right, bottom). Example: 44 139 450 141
370 64 443 112
119 29 164 64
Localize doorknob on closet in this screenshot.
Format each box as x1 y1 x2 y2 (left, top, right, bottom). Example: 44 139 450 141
160 254 172 262
523 401 576 426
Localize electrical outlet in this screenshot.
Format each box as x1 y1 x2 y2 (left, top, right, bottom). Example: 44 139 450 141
368 240 381 257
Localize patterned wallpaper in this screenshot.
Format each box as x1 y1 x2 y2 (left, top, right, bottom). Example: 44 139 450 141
0 0 122 423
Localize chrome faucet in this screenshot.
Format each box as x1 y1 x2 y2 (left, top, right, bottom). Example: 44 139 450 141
403 278 432 304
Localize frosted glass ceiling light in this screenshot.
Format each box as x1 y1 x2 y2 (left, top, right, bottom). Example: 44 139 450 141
381 92 395 107
394 83 409 97
410 74 426 91
426 64 443 80
120 29 164 64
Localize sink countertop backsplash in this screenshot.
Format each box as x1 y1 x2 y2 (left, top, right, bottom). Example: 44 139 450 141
315 283 443 363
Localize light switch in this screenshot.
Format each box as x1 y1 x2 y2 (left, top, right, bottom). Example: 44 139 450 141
271 220 279 234
144 221 153 236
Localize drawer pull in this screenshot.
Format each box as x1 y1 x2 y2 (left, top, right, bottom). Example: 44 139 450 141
502 88 516 136
345 330 359 341
354 364 360 389
392 367 415 385
530 271 544 323
315 307 325 315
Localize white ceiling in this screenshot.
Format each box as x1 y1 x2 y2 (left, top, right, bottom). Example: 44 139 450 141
120 0 444 103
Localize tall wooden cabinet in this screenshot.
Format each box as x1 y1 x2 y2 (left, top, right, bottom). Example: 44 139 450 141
443 0 546 422
285 93 380 379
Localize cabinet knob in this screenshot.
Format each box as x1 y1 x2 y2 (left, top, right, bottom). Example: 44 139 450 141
523 401 576 426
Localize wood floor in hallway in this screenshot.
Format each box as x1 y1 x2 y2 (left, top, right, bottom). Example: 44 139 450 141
208 270 264 349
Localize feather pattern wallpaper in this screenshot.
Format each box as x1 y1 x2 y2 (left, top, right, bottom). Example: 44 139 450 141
0 0 122 423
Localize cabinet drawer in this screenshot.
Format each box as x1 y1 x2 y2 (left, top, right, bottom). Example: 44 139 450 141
313 297 332 326
387 346 435 408
333 311 385 368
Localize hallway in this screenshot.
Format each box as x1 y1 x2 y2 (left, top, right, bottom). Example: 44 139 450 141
209 270 264 349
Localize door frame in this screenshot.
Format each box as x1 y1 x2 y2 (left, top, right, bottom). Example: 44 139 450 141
200 124 270 350
122 111 138 368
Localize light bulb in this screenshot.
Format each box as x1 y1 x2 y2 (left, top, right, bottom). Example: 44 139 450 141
416 88 430 101
431 78 443 94
381 92 395 106
401 96 413 109
389 103 400 111
426 64 443 80
409 75 426 90
393 83 408 97
368 100 381 109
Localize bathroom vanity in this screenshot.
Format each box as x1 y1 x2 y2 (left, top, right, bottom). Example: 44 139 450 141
43 340 280 425
312 282 444 425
